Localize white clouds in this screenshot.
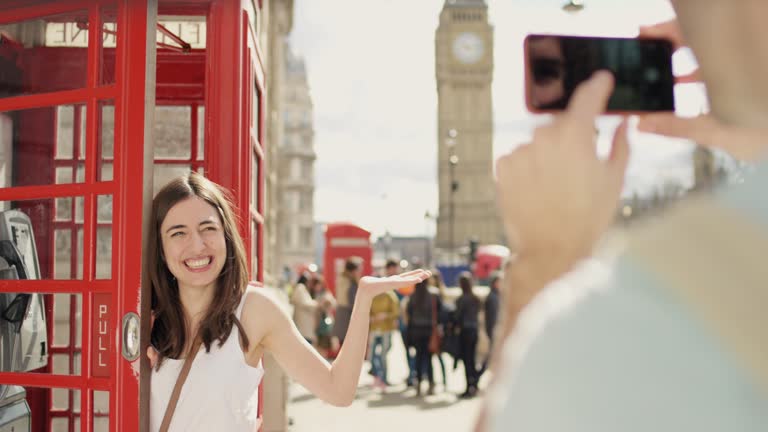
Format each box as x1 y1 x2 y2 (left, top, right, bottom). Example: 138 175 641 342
292 0 700 239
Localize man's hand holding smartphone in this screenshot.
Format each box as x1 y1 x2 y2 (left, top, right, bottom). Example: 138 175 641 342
496 71 630 277
523 23 765 161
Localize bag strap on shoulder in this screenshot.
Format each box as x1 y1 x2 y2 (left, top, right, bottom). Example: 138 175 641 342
159 336 203 432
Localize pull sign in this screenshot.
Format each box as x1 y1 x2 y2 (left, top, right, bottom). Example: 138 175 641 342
92 293 111 377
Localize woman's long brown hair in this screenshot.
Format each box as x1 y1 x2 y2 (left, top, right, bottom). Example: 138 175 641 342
146 172 250 368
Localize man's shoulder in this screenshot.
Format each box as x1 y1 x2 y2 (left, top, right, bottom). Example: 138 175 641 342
487 256 768 431
715 162 768 223
486 167 768 431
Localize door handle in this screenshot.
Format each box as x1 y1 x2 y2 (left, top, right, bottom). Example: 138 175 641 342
122 312 140 361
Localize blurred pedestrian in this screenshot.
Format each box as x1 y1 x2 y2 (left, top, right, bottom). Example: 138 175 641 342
429 270 449 388
290 273 318 345
333 257 363 346
368 290 399 388
406 278 442 396
480 272 501 373
456 272 480 398
309 275 336 359
387 259 417 386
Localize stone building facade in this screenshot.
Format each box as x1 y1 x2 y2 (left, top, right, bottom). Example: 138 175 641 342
277 45 316 279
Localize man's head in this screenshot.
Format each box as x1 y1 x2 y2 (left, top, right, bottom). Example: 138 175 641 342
489 272 502 291
384 259 399 277
672 0 768 130
344 256 363 279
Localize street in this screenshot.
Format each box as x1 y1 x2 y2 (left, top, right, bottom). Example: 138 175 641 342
287 332 490 432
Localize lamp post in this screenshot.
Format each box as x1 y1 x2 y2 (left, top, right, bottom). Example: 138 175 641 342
383 230 392 259
423 210 435 267
446 129 459 262
562 0 585 13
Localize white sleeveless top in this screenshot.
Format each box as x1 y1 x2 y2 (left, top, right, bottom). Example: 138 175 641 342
150 292 264 432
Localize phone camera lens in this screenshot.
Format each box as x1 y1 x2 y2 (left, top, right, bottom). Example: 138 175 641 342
644 68 660 83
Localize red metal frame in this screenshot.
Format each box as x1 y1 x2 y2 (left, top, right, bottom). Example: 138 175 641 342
118 1 153 430
0 0 267 430
244 9 266 281
156 23 191 52
48 104 86 431
0 0 149 431
243 7 266 419
206 1 265 273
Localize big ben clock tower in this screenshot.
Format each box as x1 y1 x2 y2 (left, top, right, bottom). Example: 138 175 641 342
435 0 503 256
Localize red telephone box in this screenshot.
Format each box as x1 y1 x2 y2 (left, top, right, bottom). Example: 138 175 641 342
0 0 266 430
323 223 373 296
472 244 510 282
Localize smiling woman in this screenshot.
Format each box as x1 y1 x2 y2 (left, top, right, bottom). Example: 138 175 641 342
147 173 247 367
145 172 431 432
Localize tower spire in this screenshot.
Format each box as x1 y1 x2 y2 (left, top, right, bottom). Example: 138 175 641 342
444 0 487 7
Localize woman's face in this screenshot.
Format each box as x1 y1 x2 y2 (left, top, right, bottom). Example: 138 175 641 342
529 37 566 109
160 196 227 292
312 279 325 294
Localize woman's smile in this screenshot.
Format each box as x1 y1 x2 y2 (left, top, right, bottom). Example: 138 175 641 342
184 256 214 271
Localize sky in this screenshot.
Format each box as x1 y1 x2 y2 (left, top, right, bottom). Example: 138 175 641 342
289 0 706 239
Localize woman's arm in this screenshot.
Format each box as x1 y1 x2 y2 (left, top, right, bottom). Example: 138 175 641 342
321 292 336 312
243 270 429 407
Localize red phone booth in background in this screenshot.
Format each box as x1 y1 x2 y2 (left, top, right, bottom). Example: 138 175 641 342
323 223 372 297
472 244 510 282
0 0 266 431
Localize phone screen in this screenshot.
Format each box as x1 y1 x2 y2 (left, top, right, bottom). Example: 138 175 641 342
525 34 675 112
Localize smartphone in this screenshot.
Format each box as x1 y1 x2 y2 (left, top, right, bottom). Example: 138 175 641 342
524 34 675 113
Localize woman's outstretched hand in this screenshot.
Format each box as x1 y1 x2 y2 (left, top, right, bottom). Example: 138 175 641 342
357 269 431 301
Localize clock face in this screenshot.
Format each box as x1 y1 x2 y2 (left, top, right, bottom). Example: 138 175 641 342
452 32 484 64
